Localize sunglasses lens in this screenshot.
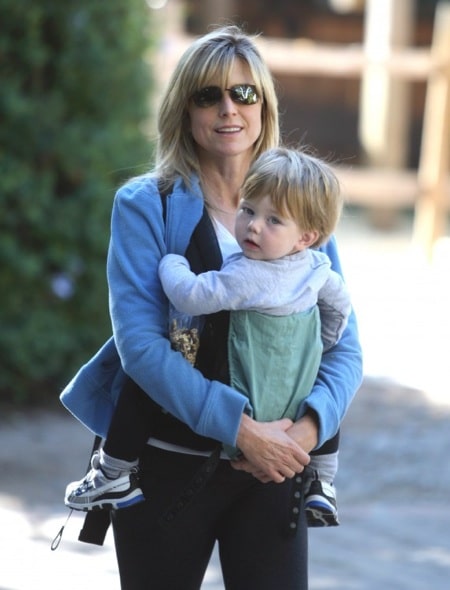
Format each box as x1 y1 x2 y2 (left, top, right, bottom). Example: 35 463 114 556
229 85 259 105
192 86 222 107
191 84 259 108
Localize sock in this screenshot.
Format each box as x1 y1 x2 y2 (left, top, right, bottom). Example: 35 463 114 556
308 451 339 484
99 448 139 480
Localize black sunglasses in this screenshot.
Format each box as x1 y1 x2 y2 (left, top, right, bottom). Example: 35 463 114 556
191 84 260 108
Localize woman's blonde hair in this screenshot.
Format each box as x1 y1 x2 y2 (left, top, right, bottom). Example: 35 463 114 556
241 147 343 246
155 25 279 191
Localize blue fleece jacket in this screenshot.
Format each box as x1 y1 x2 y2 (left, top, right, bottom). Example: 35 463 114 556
60 174 363 448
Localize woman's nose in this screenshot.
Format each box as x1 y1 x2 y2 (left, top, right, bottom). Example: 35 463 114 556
218 93 237 115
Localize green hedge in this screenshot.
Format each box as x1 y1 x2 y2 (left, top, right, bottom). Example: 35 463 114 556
0 1 155 403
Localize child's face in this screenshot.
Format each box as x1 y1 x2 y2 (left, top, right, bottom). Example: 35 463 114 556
235 195 308 261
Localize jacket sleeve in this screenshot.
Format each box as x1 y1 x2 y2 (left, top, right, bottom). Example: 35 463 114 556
107 181 248 447
298 235 363 447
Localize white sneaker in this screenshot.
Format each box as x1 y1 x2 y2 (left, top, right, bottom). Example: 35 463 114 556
64 452 145 511
304 474 339 527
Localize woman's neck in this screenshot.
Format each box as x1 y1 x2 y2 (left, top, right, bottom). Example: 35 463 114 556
200 166 245 235
203 193 238 235
199 153 251 208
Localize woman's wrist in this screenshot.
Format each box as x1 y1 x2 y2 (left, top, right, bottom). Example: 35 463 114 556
235 412 254 451
288 410 319 453
303 407 319 430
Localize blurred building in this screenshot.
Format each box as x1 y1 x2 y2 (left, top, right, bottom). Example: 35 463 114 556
182 0 439 168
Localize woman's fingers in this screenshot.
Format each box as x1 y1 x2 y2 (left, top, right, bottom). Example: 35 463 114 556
232 416 311 483
231 458 302 484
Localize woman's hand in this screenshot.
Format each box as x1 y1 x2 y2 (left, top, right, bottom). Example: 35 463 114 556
232 414 311 483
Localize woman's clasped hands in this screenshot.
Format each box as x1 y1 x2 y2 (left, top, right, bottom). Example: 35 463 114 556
232 413 314 483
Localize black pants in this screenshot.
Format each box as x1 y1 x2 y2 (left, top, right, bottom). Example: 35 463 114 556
111 445 309 590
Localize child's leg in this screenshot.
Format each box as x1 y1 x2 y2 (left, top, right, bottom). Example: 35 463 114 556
64 378 156 511
101 377 157 473
309 429 339 483
310 429 339 459
308 451 338 483
305 431 340 527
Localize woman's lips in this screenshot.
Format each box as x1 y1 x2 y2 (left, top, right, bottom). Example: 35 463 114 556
216 126 242 134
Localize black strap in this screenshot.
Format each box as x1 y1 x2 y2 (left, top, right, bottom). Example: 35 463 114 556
78 435 109 545
51 436 105 549
78 506 111 545
156 207 225 525
159 446 221 527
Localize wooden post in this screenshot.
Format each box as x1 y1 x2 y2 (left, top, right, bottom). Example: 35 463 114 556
413 1 450 259
359 0 415 168
358 0 415 228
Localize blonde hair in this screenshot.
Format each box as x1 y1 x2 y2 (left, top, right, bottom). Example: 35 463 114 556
155 25 279 192
241 147 343 246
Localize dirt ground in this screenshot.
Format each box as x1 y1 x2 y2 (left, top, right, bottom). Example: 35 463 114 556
1 212 450 589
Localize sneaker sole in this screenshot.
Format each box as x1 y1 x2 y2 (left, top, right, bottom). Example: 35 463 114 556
65 487 145 512
305 504 339 527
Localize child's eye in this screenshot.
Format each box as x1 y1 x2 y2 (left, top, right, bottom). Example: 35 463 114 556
241 205 254 216
268 216 281 225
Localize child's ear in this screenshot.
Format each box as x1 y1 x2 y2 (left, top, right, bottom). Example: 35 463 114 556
295 230 319 250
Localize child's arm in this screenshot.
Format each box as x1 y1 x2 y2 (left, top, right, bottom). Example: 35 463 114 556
158 253 249 315
317 270 352 351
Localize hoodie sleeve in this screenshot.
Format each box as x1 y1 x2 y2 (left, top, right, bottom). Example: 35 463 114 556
158 253 262 315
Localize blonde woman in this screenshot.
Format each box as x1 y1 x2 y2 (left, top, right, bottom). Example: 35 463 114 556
62 27 362 589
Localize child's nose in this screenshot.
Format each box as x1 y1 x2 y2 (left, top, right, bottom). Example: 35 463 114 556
248 218 260 232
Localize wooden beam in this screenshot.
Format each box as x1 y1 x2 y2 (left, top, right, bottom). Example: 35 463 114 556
334 166 450 209
255 38 432 81
156 34 433 81
413 1 450 258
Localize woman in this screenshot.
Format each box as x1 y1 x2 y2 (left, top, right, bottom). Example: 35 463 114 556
61 25 362 589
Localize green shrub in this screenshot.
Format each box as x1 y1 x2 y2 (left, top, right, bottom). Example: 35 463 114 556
0 1 155 403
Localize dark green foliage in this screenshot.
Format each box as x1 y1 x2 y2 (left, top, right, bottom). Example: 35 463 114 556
0 1 155 403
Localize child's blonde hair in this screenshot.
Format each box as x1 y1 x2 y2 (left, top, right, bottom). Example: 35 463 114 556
241 147 343 247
